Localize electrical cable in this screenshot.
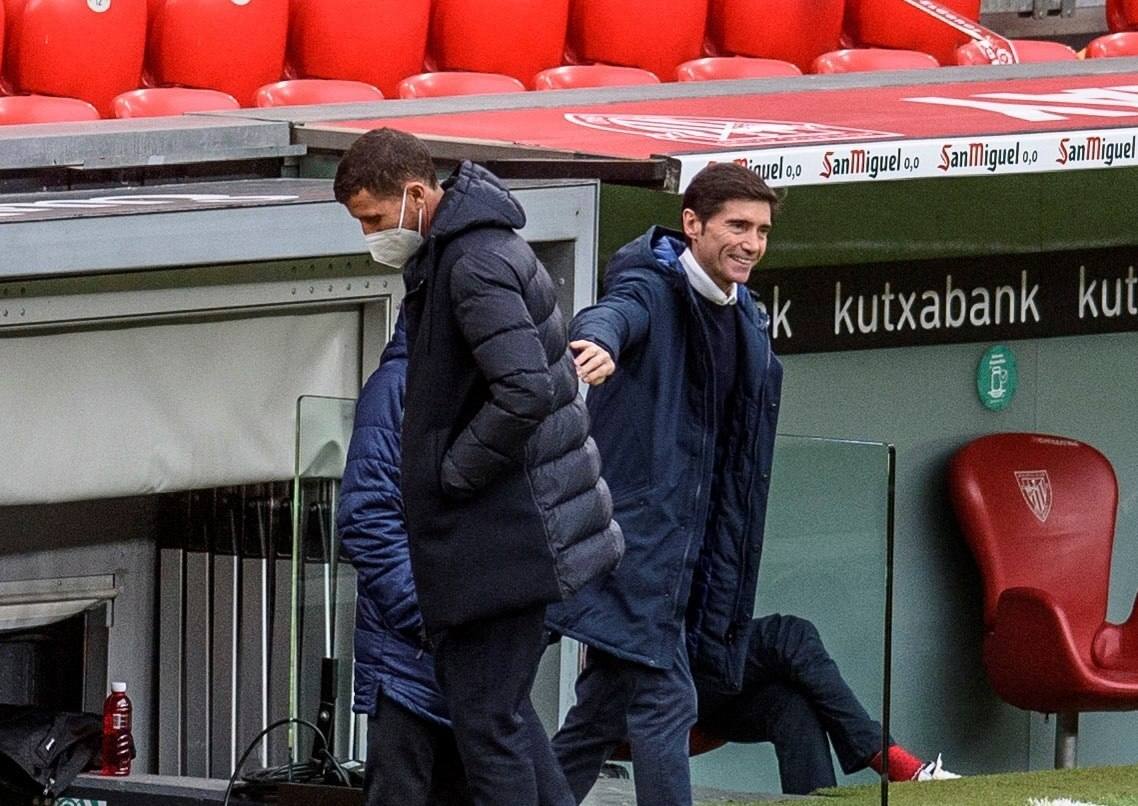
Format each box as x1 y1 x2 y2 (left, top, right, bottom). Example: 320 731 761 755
221 717 352 806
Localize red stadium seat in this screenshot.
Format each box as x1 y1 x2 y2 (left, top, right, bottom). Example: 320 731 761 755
253 79 382 107
1085 31 1138 58
949 433 1138 767
0 94 101 124
676 56 801 81
567 0 705 82
397 71 526 99
1107 0 1138 31
0 0 5 81
845 0 980 65
811 48 939 74
533 64 660 90
287 0 428 99
708 0 844 73
956 39 1078 64
111 87 239 118
429 0 568 89
147 0 288 107
3 0 146 117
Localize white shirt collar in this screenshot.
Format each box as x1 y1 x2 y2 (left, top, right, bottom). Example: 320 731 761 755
679 248 737 306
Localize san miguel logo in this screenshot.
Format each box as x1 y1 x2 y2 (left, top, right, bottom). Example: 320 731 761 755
1056 134 1138 166
1014 470 1053 523
938 141 1023 172
564 114 898 147
819 147 911 179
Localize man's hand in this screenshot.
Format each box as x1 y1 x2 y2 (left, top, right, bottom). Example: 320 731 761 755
570 340 615 386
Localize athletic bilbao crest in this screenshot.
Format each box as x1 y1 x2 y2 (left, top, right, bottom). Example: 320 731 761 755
1014 470 1052 523
564 114 898 147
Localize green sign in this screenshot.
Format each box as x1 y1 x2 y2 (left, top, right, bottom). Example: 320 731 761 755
977 344 1017 411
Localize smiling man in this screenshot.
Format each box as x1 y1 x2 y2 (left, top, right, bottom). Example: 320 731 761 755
547 162 784 806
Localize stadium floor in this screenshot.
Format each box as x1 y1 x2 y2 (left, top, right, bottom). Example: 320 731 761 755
580 777 804 804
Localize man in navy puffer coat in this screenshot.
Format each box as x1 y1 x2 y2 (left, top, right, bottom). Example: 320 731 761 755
547 163 783 806
335 128 622 806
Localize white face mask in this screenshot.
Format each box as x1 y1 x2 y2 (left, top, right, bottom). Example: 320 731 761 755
364 187 424 268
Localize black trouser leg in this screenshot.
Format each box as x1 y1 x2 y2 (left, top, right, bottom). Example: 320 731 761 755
364 693 473 806
433 604 573 806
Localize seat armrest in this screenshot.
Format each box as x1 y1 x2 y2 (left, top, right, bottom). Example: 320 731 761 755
984 586 1091 712
1093 589 1138 669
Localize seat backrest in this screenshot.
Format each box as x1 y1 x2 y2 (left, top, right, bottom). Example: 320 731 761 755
287 0 428 99
948 433 1116 638
397 71 526 99
533 64 660 90
147 0 288 106
845 0 980 65
1086 31 1138 58
429 0 568 89
567 0 705 81
1108 0 1138 31
708 0 844 72
956 38 1078 65
111 86 239 117
0 0 6 81
676 56 801 81
253 79 382 107
0 94 101 124
811 48 939 74
3 0 146 117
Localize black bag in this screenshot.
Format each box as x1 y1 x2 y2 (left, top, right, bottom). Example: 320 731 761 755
0 705 101 797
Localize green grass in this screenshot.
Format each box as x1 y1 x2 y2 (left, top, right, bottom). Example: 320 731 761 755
704 765 1138 806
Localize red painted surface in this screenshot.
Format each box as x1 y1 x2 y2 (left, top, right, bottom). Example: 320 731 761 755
318 72 1138 159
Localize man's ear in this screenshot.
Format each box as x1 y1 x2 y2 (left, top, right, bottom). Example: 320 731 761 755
405 181 429 206
681 208 703 241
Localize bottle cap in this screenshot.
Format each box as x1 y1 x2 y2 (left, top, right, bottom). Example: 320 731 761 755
111 682 127 693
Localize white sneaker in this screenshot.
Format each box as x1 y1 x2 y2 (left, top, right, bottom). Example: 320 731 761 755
913 754 961 781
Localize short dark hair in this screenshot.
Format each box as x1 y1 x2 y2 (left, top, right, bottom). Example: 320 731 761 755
680 162 781 227
333 128 439 204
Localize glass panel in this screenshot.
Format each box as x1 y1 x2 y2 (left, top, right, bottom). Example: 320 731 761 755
290 395 357 762
690 434 893 799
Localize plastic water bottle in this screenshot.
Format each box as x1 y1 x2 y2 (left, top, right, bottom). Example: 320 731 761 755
100 682 133 776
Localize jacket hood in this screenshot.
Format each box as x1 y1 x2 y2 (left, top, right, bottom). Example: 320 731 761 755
429 161 526 242
604 225 687 287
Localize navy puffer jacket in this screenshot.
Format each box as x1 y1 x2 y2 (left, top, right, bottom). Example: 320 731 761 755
400 161 624 632
546 227 782 691
338 315 448 724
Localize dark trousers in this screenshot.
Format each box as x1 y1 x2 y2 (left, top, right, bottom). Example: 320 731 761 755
432 604 574 806
363 694 473 806
696 614 887 795
552 635 697 806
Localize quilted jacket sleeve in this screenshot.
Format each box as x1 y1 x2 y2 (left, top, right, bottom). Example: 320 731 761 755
441 249 555 498
337 328 421 637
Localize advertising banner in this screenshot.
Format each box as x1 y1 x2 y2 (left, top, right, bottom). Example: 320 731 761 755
748 247 1138 353
673 127 1138 188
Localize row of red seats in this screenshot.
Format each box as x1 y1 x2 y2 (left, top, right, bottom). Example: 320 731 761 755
10 33 1138 127
3 0 1138 126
